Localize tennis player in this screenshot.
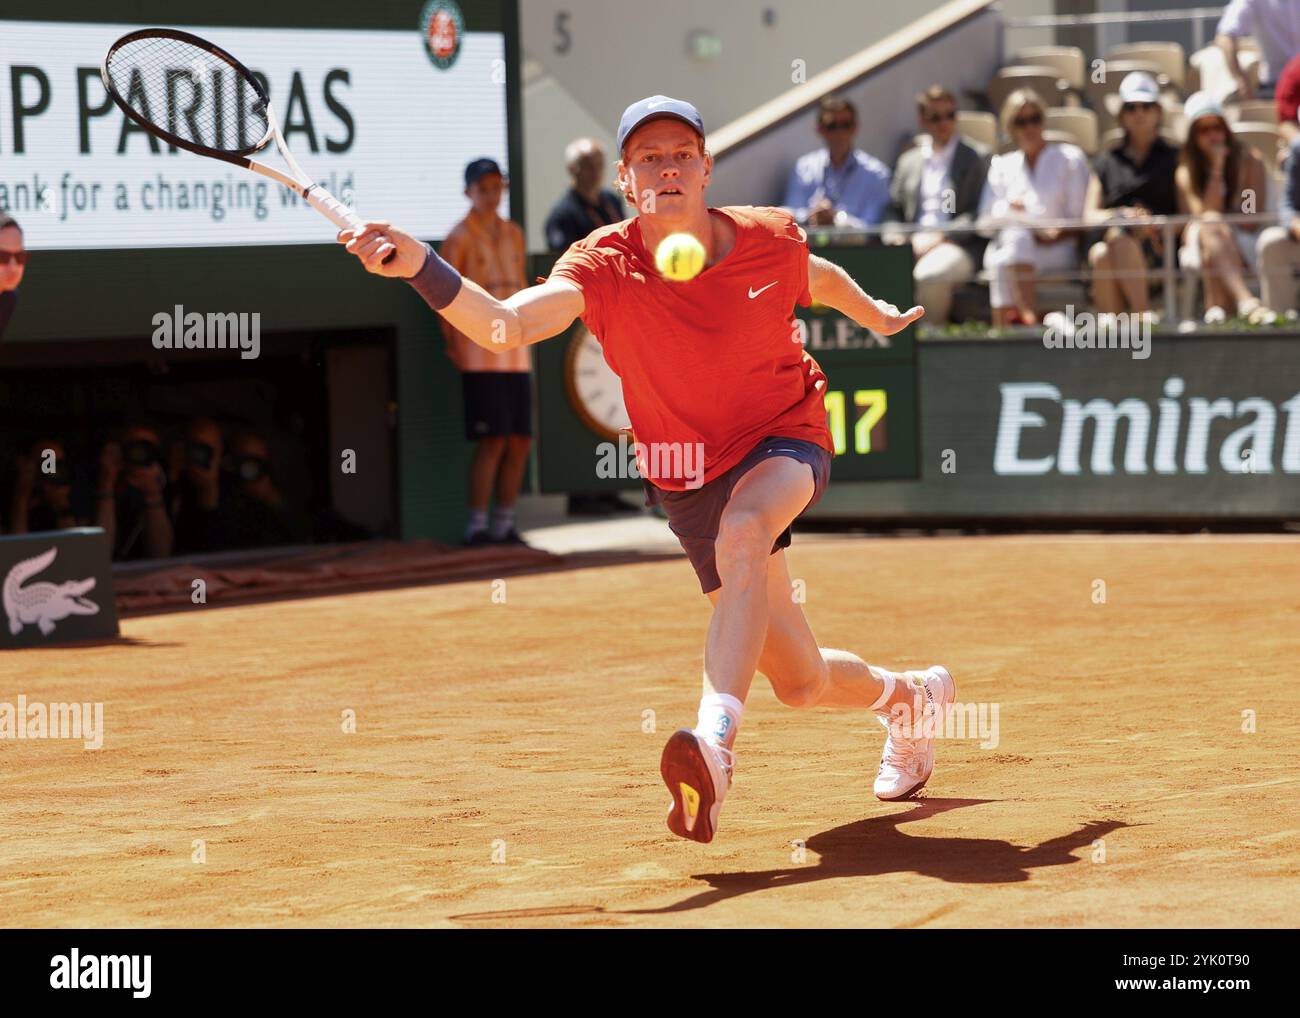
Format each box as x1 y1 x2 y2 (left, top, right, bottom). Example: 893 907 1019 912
341 96 955 843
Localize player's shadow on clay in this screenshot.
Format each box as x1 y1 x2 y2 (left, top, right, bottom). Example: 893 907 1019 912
624 799 1130 916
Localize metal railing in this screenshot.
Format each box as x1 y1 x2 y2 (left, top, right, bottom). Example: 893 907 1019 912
804 210 1284 323
1003 5 1228 53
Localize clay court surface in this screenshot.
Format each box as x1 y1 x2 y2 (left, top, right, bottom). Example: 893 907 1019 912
2 533 1297 928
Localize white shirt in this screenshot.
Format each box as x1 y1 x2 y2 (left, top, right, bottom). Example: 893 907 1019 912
918 136 959 226
1218 0 1300 85
978 142 1092 231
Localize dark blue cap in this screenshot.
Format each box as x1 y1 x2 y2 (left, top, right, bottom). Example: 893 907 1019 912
465 157 504 186
616 95 705 153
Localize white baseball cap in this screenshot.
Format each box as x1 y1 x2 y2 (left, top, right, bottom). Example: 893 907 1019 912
1184 90 1226 125
1118 71 1160 104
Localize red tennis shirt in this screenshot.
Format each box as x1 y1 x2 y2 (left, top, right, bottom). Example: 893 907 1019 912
548 205 834 491
1277 54 1300 125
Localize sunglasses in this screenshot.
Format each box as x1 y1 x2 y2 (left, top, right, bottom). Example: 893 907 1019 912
1121 101 1159 113
0 251 29 267
820 118 855 132
924 110 957 124
1012 112 1044 128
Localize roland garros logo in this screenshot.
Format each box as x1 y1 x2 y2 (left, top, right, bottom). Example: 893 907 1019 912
421 0 464 70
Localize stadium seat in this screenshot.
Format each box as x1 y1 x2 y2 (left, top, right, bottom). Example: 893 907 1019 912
956 110 997 150
1013 45 1087 91
1233 122 1284 175
1045 107 1099 155
1227 100 1279 125
986 67 1073 118
1106 42 1188 90
1163 109 1188 145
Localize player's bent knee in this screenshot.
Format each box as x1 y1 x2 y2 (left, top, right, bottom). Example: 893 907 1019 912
767 672 824 709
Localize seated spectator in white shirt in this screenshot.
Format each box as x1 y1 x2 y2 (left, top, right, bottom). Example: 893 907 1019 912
1216 0 1300 99
885 85 990 323
977 89 1094 327
783 96 891 229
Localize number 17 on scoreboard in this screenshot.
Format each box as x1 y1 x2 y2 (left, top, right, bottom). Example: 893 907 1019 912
824 388 887 456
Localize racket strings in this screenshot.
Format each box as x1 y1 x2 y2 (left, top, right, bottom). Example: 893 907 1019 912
105 36 270 154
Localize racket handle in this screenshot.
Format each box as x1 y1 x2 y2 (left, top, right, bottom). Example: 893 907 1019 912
306 185 396 265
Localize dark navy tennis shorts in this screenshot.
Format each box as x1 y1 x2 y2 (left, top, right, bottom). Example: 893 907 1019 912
462 371 533 440
642 435 833 594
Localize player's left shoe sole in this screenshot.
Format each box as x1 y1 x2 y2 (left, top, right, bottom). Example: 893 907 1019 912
661 729 724 844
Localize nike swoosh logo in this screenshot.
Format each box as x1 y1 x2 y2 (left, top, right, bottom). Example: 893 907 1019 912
748 281 778 299
647 100 672 109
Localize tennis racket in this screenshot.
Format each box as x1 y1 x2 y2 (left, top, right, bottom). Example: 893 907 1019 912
101 28 392 260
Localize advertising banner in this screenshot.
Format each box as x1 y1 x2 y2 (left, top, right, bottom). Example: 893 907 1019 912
0 17 508 249
812 334 1300 519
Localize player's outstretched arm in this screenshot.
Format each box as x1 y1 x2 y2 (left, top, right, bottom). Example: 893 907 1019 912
808 253 924 336
340 222 583 351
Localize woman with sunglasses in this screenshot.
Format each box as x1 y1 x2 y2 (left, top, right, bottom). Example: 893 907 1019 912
1175 91 1273 323
1084 72 1180 317
978 89 1094 327
0 214 27 341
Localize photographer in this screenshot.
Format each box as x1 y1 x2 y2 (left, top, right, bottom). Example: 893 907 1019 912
96 424 174 560
9 438 85 534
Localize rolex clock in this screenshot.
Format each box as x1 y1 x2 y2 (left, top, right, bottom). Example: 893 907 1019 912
563 325 630 440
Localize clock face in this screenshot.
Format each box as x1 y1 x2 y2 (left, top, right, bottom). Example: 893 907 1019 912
564 326 630 440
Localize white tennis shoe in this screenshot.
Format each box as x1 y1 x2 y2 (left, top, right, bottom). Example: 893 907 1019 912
873 666 955 801
661 729 733 843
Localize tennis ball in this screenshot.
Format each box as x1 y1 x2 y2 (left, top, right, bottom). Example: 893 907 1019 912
655 232 706 282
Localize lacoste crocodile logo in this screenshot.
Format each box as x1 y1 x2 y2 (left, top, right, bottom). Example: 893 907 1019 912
4 547 99 637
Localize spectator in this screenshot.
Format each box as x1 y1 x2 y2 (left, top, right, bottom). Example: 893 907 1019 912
1256 126 1300 313
171 417 229 555
1275 53 1300 145
439 157 532 545
1084 72 1180 316
544 138 626 251
784 96 891 229
977 89 1093 327
221 431 307 549
886 85 990 323
1175 92 1273 322
544 139 639 518
1215 0 1300 100
0 213 27 340
96 424 174 561
9 438 84 534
